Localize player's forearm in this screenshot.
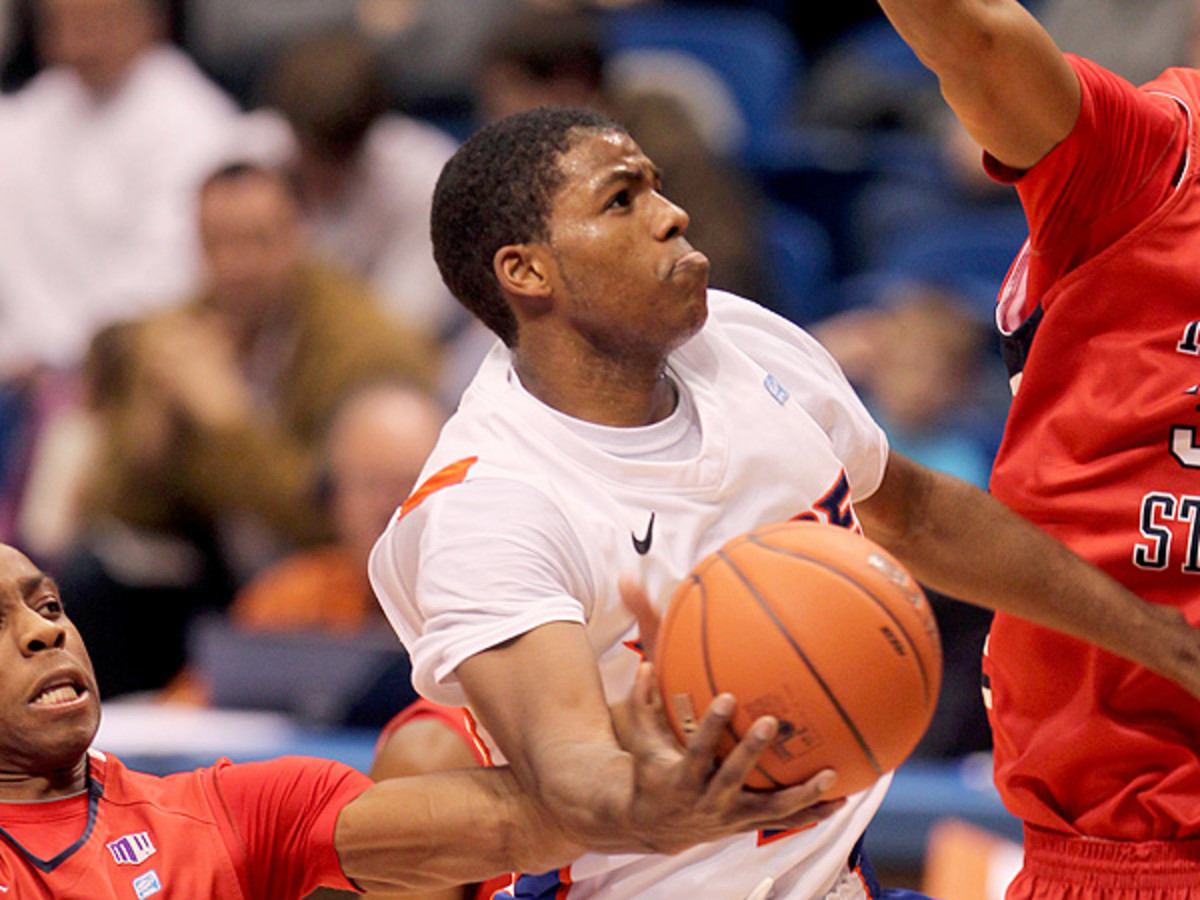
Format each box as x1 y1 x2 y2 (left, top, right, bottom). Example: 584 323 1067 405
519 739 663 854
859 456 1200 687
335 767 583 893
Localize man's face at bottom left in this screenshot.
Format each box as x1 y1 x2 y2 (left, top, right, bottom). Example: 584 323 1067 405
0 546 100 782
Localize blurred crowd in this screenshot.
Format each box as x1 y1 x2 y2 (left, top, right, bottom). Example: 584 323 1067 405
1 0 1196 775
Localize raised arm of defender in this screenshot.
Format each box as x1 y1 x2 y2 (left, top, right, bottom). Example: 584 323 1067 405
876 0 1081 169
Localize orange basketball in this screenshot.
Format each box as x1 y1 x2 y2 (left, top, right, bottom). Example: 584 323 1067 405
656 520 942 799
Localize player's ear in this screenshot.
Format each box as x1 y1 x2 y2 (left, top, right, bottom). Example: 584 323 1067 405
494 244 553 305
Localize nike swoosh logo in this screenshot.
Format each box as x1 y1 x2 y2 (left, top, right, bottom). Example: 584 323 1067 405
632 512 655 555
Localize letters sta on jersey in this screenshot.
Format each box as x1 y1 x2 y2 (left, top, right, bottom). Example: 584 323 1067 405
1135 320 1200 573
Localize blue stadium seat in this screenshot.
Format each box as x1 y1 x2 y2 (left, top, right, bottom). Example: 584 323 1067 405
871 208 1029 318
603 4 803 161
761 205 837 325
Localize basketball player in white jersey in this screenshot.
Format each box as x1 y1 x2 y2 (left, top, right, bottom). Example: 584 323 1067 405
369 107 1200 899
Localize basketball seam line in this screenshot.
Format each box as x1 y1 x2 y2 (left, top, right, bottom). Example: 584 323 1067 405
719 548 885 777
697 574 785 789
748 535 935 704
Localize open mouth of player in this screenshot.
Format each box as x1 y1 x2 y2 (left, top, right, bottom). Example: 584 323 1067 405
28 678 89 709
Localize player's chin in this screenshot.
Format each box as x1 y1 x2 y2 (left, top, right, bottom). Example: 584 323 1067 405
683 284 708 330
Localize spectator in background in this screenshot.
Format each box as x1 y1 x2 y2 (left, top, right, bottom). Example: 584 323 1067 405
250 29 463 345
53 162 438 699
0 0 243 374
476 6 767 301
229 380 445 634
813 282 1003 759
0 0 245 545
813 283 999 489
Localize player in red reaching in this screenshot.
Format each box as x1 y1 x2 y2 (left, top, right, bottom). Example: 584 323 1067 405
876 0 1200 896
0 541 843 899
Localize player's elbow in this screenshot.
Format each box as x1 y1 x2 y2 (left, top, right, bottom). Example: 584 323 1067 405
911 0 1016 78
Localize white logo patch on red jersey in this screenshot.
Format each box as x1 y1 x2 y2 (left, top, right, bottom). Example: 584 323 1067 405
107 832 156 865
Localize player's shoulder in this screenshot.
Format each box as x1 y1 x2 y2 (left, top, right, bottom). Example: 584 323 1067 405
1144 65 1200 107
702 288 812 342
699 288 838 367
204 756 371 811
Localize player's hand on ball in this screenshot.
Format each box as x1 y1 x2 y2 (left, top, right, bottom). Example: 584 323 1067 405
621 662 844 855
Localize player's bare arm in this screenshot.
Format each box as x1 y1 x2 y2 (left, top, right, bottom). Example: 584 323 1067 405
856 453 1200 700
334 662 840 892
454 621 843 857
876 0 1080 169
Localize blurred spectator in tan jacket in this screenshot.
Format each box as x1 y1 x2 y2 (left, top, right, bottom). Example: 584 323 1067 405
52 162 438 698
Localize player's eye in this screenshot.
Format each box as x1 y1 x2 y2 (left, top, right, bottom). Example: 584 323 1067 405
37 597 63 618
607 189 632 210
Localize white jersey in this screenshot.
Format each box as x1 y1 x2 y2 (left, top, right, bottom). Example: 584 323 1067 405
370 291 892 900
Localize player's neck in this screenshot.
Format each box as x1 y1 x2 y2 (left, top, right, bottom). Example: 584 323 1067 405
513 347 676 427
0 756 89 802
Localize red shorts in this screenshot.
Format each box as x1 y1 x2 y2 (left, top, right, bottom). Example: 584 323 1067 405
1008 825 1200 900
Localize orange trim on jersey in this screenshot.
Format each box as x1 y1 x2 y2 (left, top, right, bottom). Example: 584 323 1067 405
852 861 873 899
622 638 647 660
398 456 479 519
755 821 817 847
556 865 574 900
462 707 495 767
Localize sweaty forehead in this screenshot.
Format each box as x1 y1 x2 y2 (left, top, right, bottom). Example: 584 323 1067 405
557 130 651 188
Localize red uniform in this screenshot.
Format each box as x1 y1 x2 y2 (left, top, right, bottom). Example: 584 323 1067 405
986 55 1200 895
0 747 371 899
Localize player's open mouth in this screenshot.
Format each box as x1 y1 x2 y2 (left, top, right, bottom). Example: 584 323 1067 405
29 681 87 707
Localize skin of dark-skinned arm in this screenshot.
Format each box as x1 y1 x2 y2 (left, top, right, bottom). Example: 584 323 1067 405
353 720 484 900
875 0 1081 169
332 661 841 892
455 621 844 856
857 453 1200 698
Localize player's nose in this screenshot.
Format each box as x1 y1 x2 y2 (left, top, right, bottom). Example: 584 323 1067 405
654 193 691 241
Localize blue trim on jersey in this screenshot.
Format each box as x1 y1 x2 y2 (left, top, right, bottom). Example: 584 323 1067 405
850 835 881 898
512 869 563 900
0 773 102 872
852 834 937 900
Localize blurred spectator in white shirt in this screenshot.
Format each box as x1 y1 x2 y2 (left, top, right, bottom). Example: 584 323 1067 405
0 0 244 373
246 30 462 343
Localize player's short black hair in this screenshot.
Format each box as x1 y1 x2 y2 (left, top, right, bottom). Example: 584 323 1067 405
431 105 626 347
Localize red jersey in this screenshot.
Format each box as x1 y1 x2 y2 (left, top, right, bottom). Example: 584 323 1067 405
986 56 1200 839
377 698 488 764
0 748 371 899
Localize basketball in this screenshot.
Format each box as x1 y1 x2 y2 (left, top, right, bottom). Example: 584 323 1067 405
656 520 942 798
